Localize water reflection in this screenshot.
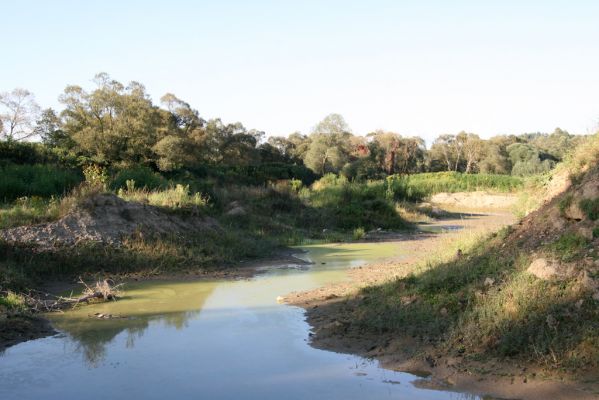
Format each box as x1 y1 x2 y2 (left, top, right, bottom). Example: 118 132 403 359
49 281 216 366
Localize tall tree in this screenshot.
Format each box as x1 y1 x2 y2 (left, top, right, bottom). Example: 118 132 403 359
59 73 163 165
0 88 41 141
303 114 352 175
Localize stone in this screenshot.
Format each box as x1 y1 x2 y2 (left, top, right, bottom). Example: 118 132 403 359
527 258 560 280
484 277 495 287
225 206 246 216
564 202 585 221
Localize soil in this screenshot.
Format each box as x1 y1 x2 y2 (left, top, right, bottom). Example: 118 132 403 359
0 193 220 249
284 208 599 400
430 191 518 209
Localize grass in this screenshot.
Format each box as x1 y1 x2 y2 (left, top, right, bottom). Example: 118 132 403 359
0 170 529 299
0 291 27 312
0 164 82 202
0 226 279 290
352 226 599 371
118 183 209 212
401 171 524 196
579 198 599 221
548 233 590 262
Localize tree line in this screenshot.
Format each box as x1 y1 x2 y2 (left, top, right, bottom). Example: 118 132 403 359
0 73 584 181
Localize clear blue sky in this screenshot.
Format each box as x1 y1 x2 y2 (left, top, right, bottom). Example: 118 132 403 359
2 0 598 142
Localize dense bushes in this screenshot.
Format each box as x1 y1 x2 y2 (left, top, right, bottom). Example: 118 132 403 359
0 164 82 201
110 166 167 191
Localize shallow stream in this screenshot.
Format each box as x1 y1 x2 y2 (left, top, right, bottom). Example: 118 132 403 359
1 241 487 399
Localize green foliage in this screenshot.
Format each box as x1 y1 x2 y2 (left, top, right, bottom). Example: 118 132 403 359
82 164 109 189
352 227 365 240
307 176 408 230
0 196 61 229
110 166 167 191
0 164 82 201
549 233 589 261
399 171 523 195
579 198 599 221
118 184 209 211
0 291 27 312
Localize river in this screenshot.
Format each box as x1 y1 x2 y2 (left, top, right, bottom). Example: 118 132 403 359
0 229 502 400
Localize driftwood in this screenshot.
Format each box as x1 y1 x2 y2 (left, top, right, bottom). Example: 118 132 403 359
8 278 123 313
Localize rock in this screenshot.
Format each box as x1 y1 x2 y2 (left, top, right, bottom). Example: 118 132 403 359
527 258 560 280
564 202 585 221
225 206 246 216
484 277 495 287
581 182 599 199
578 226 594 241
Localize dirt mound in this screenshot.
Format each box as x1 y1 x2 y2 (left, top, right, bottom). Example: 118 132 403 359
0 193 220 248
509 169 598 251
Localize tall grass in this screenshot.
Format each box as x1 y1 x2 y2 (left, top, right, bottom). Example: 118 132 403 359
400 171 523 196
118 183 209 212
0 164 82 201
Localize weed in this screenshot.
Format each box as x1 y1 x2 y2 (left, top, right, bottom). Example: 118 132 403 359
353 227 365 240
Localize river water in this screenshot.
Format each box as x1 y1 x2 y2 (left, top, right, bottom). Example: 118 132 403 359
0 241 488 400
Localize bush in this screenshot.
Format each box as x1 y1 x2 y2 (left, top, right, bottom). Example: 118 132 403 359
353 227 365 240
110 166 167 191
579 198 599 221
0 164 82 201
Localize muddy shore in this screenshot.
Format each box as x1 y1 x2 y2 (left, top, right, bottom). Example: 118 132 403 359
284 211 599 400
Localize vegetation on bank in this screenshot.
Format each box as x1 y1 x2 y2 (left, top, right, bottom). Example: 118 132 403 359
348 134 599 374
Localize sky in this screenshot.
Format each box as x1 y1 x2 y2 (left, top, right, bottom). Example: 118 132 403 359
1 0 599 143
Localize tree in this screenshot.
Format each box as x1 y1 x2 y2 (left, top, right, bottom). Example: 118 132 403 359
34 108 73 148
0 88 41 141
429 134 457 171
59 73 163 165
507 142 555 176
368 131 425 175
461 132 484 173
303 114 352 175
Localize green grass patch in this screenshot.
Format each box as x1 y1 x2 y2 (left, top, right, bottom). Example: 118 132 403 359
579 198 599 221
401 171 524 196
548 233 589 262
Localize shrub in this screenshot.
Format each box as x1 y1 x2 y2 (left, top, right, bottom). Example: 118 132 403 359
110 166 167 191
558 193 573 216
0 164 82 201
353 227 365 240
118 184 209 211
579 198 599 221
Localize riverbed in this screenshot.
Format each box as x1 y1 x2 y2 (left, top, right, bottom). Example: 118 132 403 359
0 225 501 400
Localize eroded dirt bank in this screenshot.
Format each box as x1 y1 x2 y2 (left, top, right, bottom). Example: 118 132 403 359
284 210 599 400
